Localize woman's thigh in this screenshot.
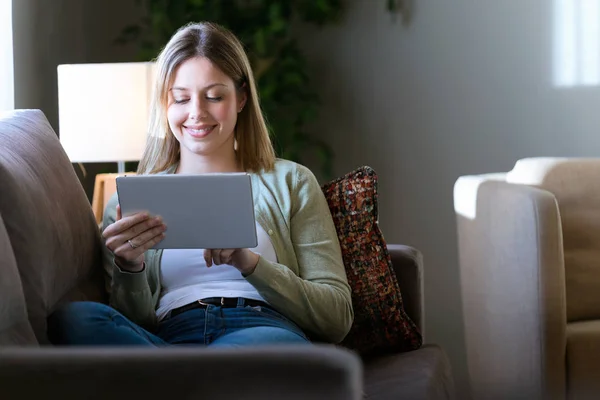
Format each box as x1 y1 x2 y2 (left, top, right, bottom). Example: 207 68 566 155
208 305 310 347
156 308 207 345
47 301 166 346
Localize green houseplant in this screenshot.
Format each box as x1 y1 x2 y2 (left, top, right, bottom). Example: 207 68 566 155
117 0 409 179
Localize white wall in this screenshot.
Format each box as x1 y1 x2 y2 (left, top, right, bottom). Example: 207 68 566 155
297 0 600 396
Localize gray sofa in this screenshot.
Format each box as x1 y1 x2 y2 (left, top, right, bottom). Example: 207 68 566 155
0 109 454 399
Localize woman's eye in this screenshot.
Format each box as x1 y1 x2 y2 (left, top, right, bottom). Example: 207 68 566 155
173 99 189 104
206 96 222 102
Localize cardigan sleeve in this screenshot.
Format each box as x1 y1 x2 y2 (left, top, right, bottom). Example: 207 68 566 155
102 193 159 330
245 165 354 343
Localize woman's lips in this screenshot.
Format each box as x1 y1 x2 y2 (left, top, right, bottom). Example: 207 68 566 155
184 125 216 138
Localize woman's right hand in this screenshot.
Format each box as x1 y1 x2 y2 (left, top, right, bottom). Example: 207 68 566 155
102 204 167 272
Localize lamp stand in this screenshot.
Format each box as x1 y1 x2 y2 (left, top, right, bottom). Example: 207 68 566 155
91 161 137 225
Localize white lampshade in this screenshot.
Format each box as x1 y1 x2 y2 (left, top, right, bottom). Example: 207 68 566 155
57 62 155 164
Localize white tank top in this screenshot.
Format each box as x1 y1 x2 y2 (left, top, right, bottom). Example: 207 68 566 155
155 223 278 321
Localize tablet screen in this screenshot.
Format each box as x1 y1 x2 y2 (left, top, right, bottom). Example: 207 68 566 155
116 173 257 249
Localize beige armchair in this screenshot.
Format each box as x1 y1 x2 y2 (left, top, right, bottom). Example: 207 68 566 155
454 158 600 400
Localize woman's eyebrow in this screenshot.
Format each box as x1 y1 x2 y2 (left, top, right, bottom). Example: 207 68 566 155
169 83 227 91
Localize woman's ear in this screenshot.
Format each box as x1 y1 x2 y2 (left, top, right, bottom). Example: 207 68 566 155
238 96 247 113
238 83 247 113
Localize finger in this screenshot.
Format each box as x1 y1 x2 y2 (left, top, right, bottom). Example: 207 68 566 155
116 204 122 221
126 216 163 240
104 218 162 251
213 249 223 265
204 249 212 267
103 212 149 238
220 249 235 264
130 223 167 248
104 214 158 243
113 232 166 261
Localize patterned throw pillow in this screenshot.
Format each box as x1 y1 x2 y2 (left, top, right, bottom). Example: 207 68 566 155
321 166 422 356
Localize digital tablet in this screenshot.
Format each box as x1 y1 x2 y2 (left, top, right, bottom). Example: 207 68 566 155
116 173 257 249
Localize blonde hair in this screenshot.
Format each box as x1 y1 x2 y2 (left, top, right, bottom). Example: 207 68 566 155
137 22 276 175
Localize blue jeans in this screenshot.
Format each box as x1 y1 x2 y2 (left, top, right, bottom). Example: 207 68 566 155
47 300 310 347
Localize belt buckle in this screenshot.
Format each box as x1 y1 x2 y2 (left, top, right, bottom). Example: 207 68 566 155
197 298 226 307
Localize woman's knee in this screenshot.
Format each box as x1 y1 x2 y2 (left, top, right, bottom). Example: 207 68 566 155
265 327 311 344
50 301 113 323
47 301 114 344
210 326 311 347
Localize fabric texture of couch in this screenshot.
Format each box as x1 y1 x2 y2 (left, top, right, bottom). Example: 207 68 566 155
454 157 600 400
0 109 454 399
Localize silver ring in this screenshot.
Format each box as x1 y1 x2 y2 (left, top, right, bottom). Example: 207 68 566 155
128 239 139 249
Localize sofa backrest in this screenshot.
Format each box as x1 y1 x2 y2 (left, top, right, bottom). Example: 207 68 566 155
0 109 106 344
507 157 600 322
0 213 38 346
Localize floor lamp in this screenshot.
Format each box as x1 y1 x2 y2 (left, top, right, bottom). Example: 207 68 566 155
57 62 155 223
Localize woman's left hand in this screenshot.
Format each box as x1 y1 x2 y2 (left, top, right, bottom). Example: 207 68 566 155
204 248 260 276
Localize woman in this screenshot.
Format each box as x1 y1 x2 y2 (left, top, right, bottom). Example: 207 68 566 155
48 22 353 347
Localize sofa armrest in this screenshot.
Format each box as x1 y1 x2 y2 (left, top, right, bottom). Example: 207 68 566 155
0 345 363 400
454 176 566 400
387 244 424 335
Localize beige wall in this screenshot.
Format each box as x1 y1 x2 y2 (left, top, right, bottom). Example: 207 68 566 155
13 0 142 124
297 0 600 397
13 0 86 129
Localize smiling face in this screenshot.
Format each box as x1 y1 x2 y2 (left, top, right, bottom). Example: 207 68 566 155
167 56 246 160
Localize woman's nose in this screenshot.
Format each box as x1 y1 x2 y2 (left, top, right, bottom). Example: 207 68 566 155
189 100 207 120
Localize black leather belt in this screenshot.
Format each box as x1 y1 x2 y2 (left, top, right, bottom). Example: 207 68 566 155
169 297 269 319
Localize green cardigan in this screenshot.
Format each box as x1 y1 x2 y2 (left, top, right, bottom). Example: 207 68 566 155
102 159 353 343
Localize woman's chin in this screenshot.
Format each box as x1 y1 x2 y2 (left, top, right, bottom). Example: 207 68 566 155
178 132 236 158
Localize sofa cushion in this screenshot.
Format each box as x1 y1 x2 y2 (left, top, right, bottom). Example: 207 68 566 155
0 109 106 343
507 158 600 322
0 213 37 346
321 166 422 356
567 320 600 400
364 344 454 400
